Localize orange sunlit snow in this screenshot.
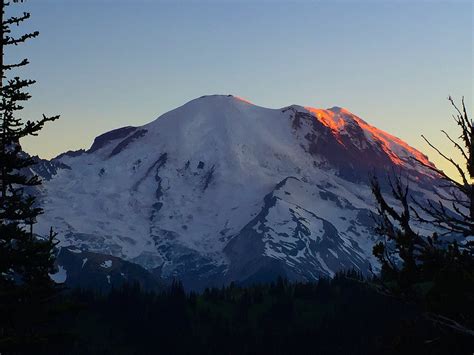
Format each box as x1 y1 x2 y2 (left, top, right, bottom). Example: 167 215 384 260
304 106 432 167
234 96 253 105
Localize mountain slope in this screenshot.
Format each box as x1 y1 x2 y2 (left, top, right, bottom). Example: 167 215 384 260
50 247 163 291
34 95 439 289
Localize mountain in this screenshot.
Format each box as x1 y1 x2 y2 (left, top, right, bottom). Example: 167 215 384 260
33 95 439 290
49 247 162 292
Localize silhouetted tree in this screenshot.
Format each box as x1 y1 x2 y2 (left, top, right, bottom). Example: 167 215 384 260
413 97 474 240
371 174 430 290
371 97 474 336
0 1 60 352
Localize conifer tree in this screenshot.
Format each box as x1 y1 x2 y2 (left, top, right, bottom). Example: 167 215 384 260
0 0 60 351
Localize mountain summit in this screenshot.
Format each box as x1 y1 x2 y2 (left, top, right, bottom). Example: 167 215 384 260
35 95 439 289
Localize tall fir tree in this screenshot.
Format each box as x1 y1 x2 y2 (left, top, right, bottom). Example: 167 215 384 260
0 0 60 352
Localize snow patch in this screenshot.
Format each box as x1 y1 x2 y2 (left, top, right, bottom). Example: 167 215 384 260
50 265 67 283
100 260 113 268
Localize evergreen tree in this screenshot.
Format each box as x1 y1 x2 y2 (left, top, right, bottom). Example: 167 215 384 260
0 0 60 352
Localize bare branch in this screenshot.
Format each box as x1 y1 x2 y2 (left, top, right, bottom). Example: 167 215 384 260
413 157 467 194
425 313 474 337
421 134 469 187
441 130 469 163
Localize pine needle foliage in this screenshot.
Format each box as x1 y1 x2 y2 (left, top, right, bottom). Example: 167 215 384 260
0 1 60 352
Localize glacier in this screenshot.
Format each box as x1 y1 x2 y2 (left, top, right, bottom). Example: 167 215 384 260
33 95 441 289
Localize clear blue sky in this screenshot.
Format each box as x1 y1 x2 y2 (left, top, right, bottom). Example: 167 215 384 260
11 0 473 177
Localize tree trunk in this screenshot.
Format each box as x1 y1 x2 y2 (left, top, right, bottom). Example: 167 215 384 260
0 1 5 200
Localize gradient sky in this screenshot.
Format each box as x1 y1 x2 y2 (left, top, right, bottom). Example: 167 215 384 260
10 0 473 179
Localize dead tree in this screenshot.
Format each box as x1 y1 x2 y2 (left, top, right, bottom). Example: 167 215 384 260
412 97 474 243
370 97 474 336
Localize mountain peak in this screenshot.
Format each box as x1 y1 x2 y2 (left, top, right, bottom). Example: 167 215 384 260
82 94 432 173
302 104 431 168
35 94 441 289
195 94 254 105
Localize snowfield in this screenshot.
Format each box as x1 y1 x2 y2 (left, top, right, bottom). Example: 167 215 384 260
35 95 440 289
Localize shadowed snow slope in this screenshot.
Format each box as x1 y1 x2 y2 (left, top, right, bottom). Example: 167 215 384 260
34 95 439 290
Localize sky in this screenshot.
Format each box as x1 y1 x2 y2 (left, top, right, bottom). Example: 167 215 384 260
8 0 473 179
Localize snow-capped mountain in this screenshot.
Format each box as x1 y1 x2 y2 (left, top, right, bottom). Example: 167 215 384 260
34 95 439 289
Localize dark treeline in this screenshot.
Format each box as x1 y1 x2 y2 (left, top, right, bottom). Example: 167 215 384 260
35 270 472 355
